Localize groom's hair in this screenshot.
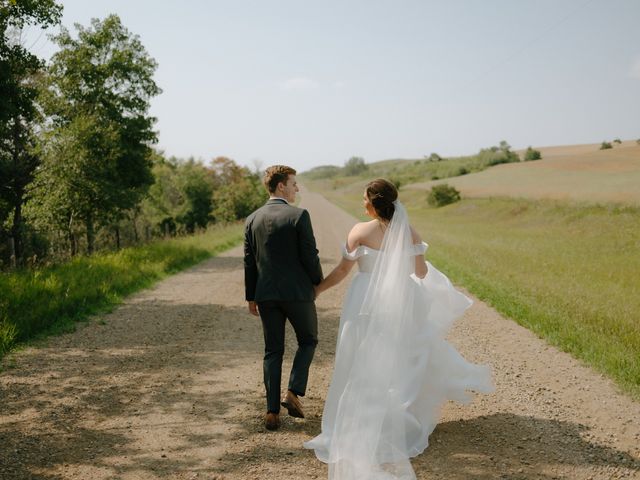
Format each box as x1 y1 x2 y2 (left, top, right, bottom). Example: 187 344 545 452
264 165 297 193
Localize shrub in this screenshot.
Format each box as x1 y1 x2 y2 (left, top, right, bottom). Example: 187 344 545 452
600 141 613 150
524 146 542 161
388 176 403 191
613 138 622 144
480 144 520 166
344 156 368 176
457 167 469 176
637 139 640 145
427 153 443 162
427 184 461 207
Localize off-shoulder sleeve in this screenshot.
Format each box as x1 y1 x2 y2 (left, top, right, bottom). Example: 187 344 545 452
342 244 366 261
411 241 428 256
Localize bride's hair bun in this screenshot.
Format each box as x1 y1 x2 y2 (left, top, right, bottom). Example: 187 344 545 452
365 178 398 221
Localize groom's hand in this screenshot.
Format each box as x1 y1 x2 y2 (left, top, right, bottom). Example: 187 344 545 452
248 301 259 316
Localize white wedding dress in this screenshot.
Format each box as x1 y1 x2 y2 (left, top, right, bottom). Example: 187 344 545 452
304 201 494 480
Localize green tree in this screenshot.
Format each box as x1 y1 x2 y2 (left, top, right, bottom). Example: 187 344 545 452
613 138 622 144
212 161 267 222
27 113 121 255
177 159 214 233
140 155 185 237
141 155 266 228
524 146 542 161
343 156 368 176
34 15 160 254
0 0 62 265
600 141 613 150
210 156 247 186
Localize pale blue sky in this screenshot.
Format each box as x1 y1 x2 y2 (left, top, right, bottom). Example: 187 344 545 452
29 0 640 171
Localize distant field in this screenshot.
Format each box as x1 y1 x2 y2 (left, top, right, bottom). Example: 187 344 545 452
407 142 640 205
302 141 640 205
303 184 640 399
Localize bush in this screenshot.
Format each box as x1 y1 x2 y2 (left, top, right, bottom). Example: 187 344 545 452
524 146 542 161
457 166 469 175
613 138 622 144
427 153 443 162
344 156 368 176
637 139 640 145
388 176 402 191
427 184 461 207
600 141 613 150
480 144 520 166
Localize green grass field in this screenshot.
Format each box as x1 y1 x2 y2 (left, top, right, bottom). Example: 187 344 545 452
0 223 243 358
305 182 640 399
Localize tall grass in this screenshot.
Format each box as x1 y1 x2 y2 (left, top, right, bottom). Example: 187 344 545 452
0 223 243 357
314 187 640 399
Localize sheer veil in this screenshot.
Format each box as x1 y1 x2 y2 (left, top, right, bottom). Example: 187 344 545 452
327 200 424 479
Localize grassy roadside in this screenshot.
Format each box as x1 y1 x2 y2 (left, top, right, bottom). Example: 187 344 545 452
0 223 243 358
307 184 640 399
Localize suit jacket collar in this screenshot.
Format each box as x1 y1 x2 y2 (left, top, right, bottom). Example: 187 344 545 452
267 197 289 205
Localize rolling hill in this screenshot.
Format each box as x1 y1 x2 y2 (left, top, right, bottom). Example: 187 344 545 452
406 141 640 205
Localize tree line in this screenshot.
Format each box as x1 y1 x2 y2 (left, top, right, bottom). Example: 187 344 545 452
0 2 265 269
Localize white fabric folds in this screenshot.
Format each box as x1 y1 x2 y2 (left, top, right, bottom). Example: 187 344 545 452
304 201 494 479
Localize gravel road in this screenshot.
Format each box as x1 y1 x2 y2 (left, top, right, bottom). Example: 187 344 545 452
1 187 638 479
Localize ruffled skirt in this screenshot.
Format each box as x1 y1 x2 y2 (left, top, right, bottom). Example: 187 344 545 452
304 261 494 479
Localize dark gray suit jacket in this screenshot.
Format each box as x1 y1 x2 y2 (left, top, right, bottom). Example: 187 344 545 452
244 198 323 302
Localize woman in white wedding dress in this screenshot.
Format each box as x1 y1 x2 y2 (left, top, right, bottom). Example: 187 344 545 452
304 179 494 480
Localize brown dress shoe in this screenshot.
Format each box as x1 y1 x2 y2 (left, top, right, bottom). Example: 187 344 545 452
281 390 305 418
265 412 280 431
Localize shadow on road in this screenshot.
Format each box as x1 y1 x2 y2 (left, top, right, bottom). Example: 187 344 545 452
1 251 636 479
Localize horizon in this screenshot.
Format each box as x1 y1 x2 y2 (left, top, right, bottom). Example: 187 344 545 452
25 0 640 171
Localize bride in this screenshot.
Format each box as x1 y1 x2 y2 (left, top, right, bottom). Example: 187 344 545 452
304 178 494 480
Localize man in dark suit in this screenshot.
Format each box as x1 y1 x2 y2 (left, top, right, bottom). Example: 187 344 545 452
244 165 323 431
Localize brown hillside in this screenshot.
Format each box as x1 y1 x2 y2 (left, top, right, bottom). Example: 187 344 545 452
409 141 640 205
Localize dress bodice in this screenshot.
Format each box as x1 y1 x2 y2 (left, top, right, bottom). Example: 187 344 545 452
342 242 428 273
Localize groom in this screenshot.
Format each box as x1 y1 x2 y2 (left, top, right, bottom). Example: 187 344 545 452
244 165 323 431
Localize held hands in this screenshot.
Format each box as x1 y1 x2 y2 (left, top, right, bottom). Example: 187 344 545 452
248 301 259 316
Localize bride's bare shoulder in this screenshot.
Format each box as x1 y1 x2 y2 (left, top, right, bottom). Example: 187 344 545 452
349 220 378 237
346 221 377 250
350 220 377 231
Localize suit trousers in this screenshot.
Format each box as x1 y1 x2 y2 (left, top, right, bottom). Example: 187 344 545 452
257 300 318 413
